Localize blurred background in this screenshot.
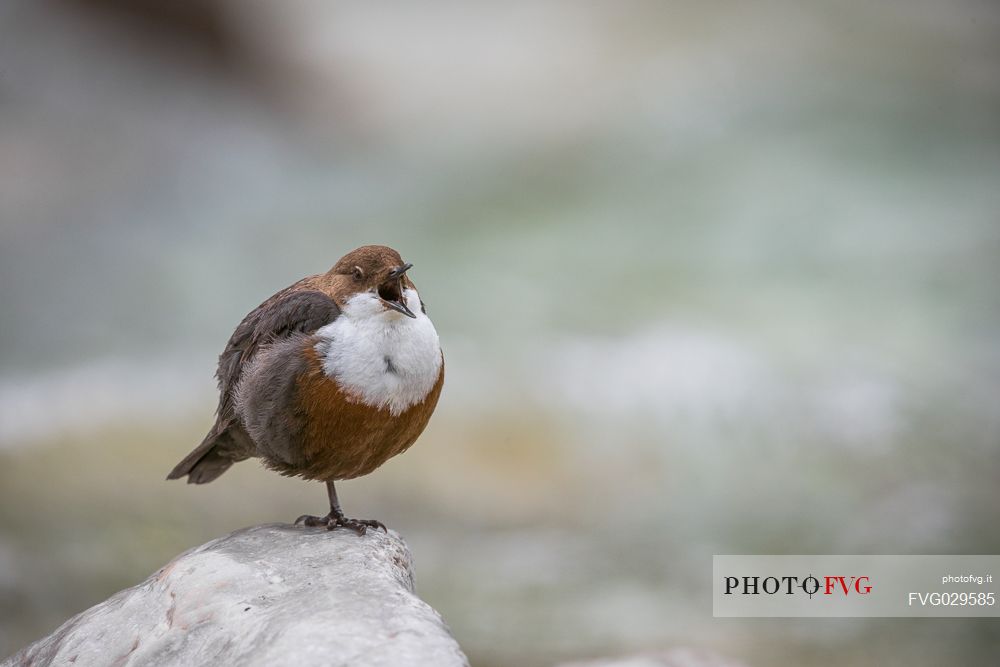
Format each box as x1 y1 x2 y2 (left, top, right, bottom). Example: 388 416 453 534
1 1 999 665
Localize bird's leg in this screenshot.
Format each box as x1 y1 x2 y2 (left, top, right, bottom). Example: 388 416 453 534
294 481 386 535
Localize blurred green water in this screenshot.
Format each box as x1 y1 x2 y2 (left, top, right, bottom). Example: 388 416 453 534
1 1 999 665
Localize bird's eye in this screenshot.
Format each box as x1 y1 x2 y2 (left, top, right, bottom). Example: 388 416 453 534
352 266 364 281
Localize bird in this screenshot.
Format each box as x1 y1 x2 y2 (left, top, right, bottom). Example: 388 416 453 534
167 245 444 534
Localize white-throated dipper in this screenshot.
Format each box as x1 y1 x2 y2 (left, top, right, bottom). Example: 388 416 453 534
168 245 444 534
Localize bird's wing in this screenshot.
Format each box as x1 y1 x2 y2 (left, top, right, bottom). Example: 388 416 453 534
213 285 340 431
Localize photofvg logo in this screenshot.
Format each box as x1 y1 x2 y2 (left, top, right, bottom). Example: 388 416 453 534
723 574 872 598
713 555 1000 618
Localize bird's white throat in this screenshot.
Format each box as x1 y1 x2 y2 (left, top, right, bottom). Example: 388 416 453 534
315 288 441 415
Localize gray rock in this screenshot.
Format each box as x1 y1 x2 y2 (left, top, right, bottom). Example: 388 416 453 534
3 524 468 667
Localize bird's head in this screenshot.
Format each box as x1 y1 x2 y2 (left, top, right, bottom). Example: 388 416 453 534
329 245 419 318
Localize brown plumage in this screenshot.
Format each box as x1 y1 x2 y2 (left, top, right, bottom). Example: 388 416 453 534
167 245 444 533
289 345 443 481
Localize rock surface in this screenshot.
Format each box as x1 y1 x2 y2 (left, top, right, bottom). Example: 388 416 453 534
3 524 468 667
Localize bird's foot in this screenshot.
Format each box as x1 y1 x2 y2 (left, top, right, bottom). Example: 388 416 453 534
330 516 386 535
294 512 386 535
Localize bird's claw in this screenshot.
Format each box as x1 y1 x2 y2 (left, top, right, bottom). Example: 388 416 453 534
294 513 387 535
331 517 386 535
294 514 328 528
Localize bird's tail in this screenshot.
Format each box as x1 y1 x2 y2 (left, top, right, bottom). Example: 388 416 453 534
167 429 241 484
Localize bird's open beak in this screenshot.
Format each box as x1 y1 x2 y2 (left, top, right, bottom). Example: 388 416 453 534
377 264 416 318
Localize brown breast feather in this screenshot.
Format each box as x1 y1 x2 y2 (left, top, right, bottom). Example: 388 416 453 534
264 345 444 481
